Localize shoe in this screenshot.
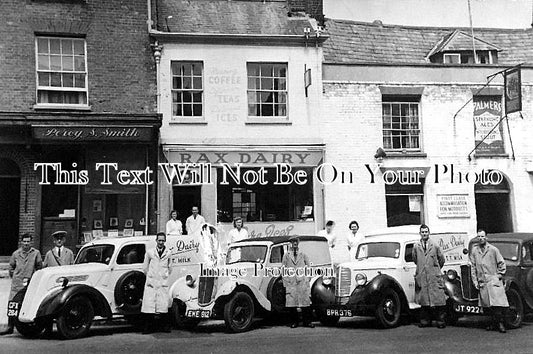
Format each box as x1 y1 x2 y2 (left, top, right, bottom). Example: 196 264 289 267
0 326 14 335
498 322 506 333
437 322 446 329
304 323 315 328
290 323 298 328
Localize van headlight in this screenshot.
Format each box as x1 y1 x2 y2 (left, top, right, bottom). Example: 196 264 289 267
446 269 458 281
322 276 333 286
185 274 196 288
355 273 367 286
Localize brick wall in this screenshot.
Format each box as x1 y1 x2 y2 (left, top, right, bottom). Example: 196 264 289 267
322 79 533 235
0 0 156 113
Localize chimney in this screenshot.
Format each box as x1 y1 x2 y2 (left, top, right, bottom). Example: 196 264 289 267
287 0 324 24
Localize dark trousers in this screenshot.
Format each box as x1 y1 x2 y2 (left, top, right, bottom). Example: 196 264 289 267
290 307 313 325
420 306 445 326
485 307 507 327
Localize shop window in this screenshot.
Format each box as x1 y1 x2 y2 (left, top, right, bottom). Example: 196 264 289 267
385 179 424 227
382 96 421 151
36 37 88 107
171 61 203 118
247 63 287 118
217 167 313 222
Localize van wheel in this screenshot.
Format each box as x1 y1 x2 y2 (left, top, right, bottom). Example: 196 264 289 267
57 296 94 339
114 271 146 312
14 320 45 338
505 288 524 329
375 289 401 328
171 300 200 330
224 292 254 333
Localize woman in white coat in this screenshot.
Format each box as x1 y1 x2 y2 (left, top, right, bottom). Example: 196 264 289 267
141 232 172 333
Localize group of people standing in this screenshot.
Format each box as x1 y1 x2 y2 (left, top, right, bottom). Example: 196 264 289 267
413 225 509 333
317 220 364 265
1 231 74 335
165 206 206 237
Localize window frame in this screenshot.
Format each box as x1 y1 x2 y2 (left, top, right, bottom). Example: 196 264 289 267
443 53 461 64
34 36 89 109
246 62 288 120
170 61 204 121
381 96 422 152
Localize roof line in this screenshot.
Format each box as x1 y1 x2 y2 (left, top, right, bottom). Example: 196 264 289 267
324 18 533 32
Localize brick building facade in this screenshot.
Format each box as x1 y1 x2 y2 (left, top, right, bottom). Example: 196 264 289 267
321 20 533 236
0 0 160 257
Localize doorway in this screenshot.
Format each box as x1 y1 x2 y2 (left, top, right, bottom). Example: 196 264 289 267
0 159 21 256
475 172 512 233
172 185 201 235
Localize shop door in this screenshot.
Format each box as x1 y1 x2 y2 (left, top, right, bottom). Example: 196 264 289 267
475 173 512 233
173 186 202 233
0 159 21 256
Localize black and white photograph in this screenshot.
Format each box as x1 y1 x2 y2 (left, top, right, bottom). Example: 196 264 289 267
1 0 533 353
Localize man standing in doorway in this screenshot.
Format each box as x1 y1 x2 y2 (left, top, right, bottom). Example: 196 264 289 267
186 206 205 237
0 233 42 335
141 232 172 334
470 229 509 333
413 224 447 329
43 231 74 267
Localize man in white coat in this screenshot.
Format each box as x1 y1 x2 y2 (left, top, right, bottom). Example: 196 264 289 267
186 206 205 237
141 232 172 334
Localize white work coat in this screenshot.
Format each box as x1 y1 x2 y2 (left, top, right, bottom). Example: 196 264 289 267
141 247 172 314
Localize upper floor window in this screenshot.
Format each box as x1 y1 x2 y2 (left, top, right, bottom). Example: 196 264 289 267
382 96 421 151
171 62 203 118
439 51 496 64
247 63 287 117
36 37 88 106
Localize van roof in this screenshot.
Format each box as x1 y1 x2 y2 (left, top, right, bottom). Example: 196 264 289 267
363 225 467 238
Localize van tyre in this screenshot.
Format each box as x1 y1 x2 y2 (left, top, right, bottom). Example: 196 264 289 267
504 288 524 329
14 320 45 338
224 292 254 333
114 271 146 312
375 289 401 328
170 299 200 330
57 296 94 339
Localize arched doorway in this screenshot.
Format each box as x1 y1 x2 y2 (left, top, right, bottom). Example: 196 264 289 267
0 158 21 256
475 171 512 233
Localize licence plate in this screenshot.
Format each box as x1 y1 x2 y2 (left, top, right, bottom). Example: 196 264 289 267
326 309 353 317
7 301 20 318
454 304 483 314
186 310 211 318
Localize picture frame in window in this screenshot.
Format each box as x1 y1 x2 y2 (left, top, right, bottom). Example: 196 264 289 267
123 229 134 237
93 200 102 212
125 219 134 228
83 232 93 243
110 217 119 228
92 229 104 239
94 219 103 229
108 229 119 238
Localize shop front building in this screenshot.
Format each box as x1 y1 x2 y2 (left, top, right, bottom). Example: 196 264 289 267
0 0 159 258
151 0 327 243
321 20 533 236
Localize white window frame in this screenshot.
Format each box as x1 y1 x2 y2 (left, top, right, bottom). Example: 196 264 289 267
382 98 421 151
247 62 288 120
34 36 89 109
443 53 461 64
170 61 204 121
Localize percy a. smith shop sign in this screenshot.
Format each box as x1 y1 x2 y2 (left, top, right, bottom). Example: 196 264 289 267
33 125 153 141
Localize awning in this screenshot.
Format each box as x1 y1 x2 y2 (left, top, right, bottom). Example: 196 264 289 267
162 145 325 166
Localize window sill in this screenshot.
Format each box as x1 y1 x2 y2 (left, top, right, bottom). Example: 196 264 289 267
245 118 292 125
384 151 427 158
170 118 207 125
33 104 91 111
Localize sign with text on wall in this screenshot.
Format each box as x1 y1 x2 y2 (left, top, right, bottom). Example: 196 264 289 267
473 96 505 156
437 194 470 218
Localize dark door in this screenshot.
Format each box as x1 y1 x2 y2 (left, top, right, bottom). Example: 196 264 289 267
172 185 202 234
0 159 21 256
475 173 512 233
